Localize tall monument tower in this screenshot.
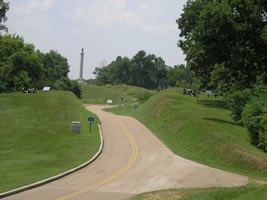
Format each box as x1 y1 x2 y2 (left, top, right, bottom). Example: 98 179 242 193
79 48 85 81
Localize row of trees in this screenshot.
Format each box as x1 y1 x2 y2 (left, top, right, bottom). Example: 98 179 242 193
177 0 267 151
94 50 193 90
0 35 81 97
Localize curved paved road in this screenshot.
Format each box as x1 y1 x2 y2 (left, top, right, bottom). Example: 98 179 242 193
5 105 248 200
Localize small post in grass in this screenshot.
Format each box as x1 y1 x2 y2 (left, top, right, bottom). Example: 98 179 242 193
88 117 95 133
195 90 200 104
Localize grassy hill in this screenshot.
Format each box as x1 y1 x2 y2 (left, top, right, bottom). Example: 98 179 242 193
107 87 267 200
0 91 100 193
80 84 155 105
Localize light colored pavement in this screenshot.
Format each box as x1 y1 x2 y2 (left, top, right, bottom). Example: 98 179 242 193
5 105 248 200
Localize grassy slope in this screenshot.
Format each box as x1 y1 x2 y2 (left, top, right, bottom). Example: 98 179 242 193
107 87 267 200
81 84 154 104
111 88 267 178
132 185 267 200
0 91 100 193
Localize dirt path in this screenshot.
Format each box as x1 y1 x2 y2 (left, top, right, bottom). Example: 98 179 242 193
5 105 248 200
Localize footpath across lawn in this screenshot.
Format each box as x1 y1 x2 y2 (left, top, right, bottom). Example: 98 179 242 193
0 91 100 193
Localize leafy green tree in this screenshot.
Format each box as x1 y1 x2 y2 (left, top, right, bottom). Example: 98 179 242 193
178 0 267 89
0 35 44 91
210 64 232 92
94 64 114 85
106 56 132 84
41 50 69 82
0 34 80 97
0 0 9 35
167 64 193 88
131 50 168 89
8 50 43 90
94 50 168 89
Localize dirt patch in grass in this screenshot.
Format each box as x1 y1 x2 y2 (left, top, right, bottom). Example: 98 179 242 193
133 190 181 200
251 179 267 186
153 97 174 117
234 150 267 173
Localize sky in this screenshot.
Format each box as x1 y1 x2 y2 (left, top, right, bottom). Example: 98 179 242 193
6 0 187 79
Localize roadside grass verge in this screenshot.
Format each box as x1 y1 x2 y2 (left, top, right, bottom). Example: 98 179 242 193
131 184 267 200
80 84 154 105
0 91 100 193
107 87 267 198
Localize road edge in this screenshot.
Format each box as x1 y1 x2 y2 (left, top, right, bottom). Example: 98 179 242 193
0 124 104 199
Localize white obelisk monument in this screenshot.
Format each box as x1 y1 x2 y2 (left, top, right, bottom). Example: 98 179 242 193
79 48 85 81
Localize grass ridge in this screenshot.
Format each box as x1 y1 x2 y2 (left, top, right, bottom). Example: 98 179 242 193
0 91 100 192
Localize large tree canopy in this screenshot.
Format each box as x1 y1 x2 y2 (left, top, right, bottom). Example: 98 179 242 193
177 0 267 89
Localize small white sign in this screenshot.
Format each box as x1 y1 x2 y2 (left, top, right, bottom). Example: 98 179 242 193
106 99 113 104
43 86 50 91
205 90 213 95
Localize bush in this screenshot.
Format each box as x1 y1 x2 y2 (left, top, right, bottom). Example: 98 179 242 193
242 99 265 126
136 91 153 103
242 99 267 151
54 77 81 98
227 89 252 121
71 80 81 98
259 116 267 152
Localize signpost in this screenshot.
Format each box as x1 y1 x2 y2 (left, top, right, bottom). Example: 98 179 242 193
88 117 95 133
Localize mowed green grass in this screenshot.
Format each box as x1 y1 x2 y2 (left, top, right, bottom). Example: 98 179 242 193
81 84 154 104
0 91 100 193
107 87 267 199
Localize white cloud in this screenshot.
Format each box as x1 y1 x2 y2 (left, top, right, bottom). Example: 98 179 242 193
43 0 53 11
10 0 54 15
118 11 142 26
143 23 176 33
67 0 175 33
83 0 128 28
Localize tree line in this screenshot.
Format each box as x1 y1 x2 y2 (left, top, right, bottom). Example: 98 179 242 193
94 50 193 90
0 35 81 97
177 0 267 151
0 1 80 97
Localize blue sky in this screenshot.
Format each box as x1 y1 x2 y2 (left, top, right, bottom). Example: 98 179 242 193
6 0 187 79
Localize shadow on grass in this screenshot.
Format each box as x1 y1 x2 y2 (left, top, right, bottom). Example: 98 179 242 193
204 117 241 127
198 100 229 110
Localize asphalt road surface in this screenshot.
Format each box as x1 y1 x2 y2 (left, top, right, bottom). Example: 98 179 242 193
5 105 248 200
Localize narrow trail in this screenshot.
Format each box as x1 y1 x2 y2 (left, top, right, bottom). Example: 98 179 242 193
5 105 248 200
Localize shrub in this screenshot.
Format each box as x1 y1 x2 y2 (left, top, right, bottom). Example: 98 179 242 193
54 77 81 98
258 116 267 152
246 116 262 146
227 89 252 121
242 99 265 126
136 91 153 103
242 99 267 151
71 80 81 98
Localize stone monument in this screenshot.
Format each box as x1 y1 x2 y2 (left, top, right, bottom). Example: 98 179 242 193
79 48 85 82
